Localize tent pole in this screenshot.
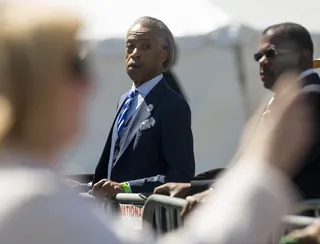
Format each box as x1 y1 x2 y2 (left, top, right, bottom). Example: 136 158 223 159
233 43 251 119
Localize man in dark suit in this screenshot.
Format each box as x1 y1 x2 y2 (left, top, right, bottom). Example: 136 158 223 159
155 23 320 210
90 16 195 198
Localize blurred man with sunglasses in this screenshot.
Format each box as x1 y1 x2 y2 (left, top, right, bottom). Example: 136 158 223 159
155 22 320 214
253 24 318 122
254 23 320 202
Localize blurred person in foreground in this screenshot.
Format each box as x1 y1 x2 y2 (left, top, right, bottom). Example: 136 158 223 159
278 59 320 244
155 22 320 215
158 72 315 244
0 4 139 244
90 16 195 198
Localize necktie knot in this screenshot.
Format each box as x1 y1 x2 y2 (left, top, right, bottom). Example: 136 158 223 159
129 89 135 98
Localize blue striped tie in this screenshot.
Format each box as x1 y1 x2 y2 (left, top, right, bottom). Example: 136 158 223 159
117 89 135 136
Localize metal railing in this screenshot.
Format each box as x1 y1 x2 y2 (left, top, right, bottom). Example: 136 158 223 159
271 201 320 244
143 194 187 234
141 196 318 236
279 200 320 231
114 193 149 204
78 192 147 204
282 215 316 227
279 200 320 229
298 199 320 217
78 193 185 232
78 193 148 228
78 193 147 215
270 215 316 244
79 192 320 240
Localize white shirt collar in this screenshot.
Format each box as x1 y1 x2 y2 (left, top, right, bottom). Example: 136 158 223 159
132 73 163 97
299 69 314 79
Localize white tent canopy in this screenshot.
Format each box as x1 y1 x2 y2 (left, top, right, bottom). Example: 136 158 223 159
210 0 320 33
40 0 231 39
36 0 256 55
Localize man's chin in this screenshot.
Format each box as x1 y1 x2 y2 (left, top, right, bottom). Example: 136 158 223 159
127 72 141 82
263 82 271 89
261 78 275 90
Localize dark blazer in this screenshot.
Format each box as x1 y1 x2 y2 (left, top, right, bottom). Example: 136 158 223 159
93 78 195 193
291 72 320 200
188 72 320 199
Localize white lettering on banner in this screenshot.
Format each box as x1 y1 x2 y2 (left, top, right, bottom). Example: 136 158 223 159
119 204 144 229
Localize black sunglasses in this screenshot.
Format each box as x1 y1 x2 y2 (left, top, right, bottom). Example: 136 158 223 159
254 47 290 62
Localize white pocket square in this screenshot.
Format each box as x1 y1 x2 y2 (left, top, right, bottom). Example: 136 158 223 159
140 117 156 131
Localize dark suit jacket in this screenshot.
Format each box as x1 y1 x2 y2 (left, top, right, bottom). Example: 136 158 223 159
93 78 195 193
291 72 320 199
189 72 320 199
190 168 224 195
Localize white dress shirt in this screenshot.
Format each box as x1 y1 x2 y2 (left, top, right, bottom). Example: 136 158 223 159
124 73 163 124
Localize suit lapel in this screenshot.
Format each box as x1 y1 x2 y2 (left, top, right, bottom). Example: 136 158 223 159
114 79 167 164
111 114 119 149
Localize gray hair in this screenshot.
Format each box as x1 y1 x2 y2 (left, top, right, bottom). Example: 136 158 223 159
131 16 176 71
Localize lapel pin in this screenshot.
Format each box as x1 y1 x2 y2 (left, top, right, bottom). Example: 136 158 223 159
147 104 154 112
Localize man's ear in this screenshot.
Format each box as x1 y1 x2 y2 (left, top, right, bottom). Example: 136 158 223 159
160 48 168 64
299 48 312 66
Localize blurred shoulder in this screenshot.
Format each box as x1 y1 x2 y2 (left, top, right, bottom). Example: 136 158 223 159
0 167 63 215
0 167 121 244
